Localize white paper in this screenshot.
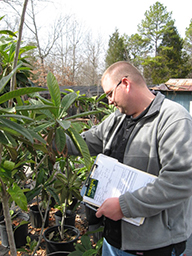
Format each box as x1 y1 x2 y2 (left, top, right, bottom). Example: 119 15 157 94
83 154 156 226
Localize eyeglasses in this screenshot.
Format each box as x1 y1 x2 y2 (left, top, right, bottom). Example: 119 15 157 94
105 76 128 99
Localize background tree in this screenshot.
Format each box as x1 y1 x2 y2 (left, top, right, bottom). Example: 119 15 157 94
143 22 191 84
137 1 173 57
105 29 129 68
76 32 105 86
1 1 192 86
184 19 192 78
124 33 148 71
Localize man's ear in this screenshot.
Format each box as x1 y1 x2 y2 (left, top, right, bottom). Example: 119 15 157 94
123 77 130 93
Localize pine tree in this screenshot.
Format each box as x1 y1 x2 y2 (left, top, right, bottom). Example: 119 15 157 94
105 29 129 68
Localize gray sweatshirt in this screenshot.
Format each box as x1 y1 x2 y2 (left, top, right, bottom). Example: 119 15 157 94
67 92 192 251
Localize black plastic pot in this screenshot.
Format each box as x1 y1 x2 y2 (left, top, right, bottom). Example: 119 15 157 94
67 197 78 211
85 205 103 243
0 212 29 248
43 225 80 254
29 205 49 228
55 210 76 226
85 205 101 225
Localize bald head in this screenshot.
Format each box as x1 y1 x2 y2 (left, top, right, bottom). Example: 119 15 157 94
101 61 146 87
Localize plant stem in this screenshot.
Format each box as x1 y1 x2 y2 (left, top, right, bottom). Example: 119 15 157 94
32 195 51 256
9 0 29 106
60 198 67 240
0 177 17 256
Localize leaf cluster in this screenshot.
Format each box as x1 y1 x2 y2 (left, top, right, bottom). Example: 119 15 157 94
69 227 104 256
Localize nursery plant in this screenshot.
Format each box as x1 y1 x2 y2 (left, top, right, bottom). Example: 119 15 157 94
68 227 104 256
53 156 85 239
0 67 50 255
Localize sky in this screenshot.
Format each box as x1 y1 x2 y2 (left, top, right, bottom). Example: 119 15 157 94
41 0 192 41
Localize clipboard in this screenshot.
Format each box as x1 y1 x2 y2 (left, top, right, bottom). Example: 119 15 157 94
81 154 157 226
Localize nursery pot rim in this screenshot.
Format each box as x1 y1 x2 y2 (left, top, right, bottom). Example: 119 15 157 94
55 209 76 217
43 224 80 244
47 251 71 255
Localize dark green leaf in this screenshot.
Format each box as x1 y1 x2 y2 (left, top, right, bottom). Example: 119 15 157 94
0 130 9 144
16 104 57 111
60 92 77 116
68 251 83 256
55 127 66 153
57 119 71 130
81 235 92 250
65 110 101 120
25 187 42 203
67 126 91 170
82 249 97 256
36 169 45 187
0 118 33 143
0 64 22 93
0 87 47 105
47 72 61 109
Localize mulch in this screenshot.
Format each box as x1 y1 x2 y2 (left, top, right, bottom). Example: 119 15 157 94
0 204 89 256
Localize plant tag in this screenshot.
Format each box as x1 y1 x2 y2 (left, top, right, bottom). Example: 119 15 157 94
85 178 98 199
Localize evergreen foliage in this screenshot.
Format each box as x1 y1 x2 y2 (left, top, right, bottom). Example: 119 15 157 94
105 2 192 84
105 29 129 68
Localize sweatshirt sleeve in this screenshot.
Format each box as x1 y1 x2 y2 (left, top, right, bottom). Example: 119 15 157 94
119 114 192 219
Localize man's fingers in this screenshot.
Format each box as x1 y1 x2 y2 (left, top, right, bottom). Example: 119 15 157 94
96 207 102 218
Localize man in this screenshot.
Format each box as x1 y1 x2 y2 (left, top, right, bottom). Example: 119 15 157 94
67 61 192 256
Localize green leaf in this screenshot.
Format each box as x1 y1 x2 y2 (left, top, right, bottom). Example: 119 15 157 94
0 30 16 36
46 187 60 204
4 132 17 147
82 249 97 256
0 64 22 93
0 130 9 144
59 92 78 117
47 72 61 114
0 118 33 143
0 114 33 121
81 235 92 250
16 104 57 111
74 243 86 252
0 87 47 105
57 119 71 130
68 251 83 256
65 110 101 120
55 127 66 153
36 169 45 187
33 121 55 133
67 126 91 170
27 129 46 144
0 107 16 114
25 187 42 203
8 184 28 211
0 167 12 180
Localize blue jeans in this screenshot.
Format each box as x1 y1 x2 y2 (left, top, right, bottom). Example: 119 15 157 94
102 238 184 256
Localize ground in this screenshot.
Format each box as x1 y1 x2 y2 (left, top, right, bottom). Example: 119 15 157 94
0 204 89 256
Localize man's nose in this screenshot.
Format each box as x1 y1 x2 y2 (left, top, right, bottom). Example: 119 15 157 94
108 97 114 104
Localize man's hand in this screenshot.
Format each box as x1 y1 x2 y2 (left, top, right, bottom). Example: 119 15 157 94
96 197 124 221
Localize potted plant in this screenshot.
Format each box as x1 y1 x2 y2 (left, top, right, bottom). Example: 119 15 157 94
0 74 48 255
0 17 102 255
68 227 104 256
27 160 56 229
0 207 29 248
42 156 85 253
